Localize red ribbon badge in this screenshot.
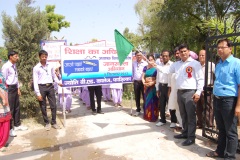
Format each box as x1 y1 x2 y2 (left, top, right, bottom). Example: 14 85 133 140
186 66 193 78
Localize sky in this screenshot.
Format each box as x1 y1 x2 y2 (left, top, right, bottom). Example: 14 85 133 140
0 0 140 46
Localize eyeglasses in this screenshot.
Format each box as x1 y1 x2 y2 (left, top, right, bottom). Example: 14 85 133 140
217 46 229 50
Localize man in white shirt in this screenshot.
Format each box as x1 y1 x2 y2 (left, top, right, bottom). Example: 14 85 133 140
33 50 62 130
196 50 215 128
167 47 183 131
132 51 148 116
155 54 162 66
2 51 28 137
153 44 204 146
155 51 176 127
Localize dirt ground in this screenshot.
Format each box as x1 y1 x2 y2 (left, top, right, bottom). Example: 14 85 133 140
0 95 240 160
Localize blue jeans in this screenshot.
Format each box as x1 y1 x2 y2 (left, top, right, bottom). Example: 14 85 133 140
213 96 238 159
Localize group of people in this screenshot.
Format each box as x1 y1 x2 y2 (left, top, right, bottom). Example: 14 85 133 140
0 50 65 150
0 38 239 159
0 51 28 150
132 39 240 159
0 49 125 150
77 83 123 112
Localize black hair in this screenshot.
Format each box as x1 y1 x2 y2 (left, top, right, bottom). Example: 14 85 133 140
161 50 170 56
135 50 141 56
39 50 48 57
174 47 179 54
8 51 18 59
217 38 233 47
147 54 155 60
178 44 189 50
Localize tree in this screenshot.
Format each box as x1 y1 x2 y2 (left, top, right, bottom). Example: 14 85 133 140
45 5 70 33
90 38 98 42
0 47 8 60
123 27 142 52
200 15 240 36
1 0 49 116
134 0 240 53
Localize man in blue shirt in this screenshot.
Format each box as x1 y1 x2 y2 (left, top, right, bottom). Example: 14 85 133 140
206 39 240 159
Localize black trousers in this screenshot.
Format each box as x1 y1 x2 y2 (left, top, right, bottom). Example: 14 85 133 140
133 80 144 112
8 85 20 129
38 84 57 125
158 83 177 123
213 96 238 159
88 86 102 112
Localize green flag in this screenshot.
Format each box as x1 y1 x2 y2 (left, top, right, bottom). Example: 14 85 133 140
114 29 134 65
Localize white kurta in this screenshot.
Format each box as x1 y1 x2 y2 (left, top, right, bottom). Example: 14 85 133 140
168 73 182 127
168 73 178 110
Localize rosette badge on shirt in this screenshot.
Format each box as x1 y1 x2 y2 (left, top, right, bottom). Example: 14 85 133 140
186 66 193 78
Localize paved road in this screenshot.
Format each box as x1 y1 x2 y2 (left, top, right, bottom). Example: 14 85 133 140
1 96 239 160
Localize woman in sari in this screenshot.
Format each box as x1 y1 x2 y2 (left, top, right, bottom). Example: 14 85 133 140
142 55 159 122
0 70 11 149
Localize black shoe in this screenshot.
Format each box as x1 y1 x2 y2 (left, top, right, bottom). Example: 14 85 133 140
182 139 195 146
174 134 187 139
92 111 97 115
97 110 104 114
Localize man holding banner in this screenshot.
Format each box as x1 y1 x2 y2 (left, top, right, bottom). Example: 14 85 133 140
88 85 103 115
114 29 149 116
33 50 63 130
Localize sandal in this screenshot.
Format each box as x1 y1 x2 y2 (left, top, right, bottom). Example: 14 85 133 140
206 151 219 157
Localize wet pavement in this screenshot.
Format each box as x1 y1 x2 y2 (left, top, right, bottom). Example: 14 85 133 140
0 96 239 160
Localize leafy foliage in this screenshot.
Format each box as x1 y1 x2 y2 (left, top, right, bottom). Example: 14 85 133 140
1 0 49 116
0 47 8 60
45 5 70 32
199 15 240 37
134 0 240 53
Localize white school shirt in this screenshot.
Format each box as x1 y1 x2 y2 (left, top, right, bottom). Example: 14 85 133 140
33 62 60 96
1 61 19 87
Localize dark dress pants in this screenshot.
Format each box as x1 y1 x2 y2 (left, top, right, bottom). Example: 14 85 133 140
177 90 196 140
158 84 177 123
38 84 57 125
133 80 144 112
158 84 168 123
8 85 21 129
88 86 102 112
213 96 238 159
